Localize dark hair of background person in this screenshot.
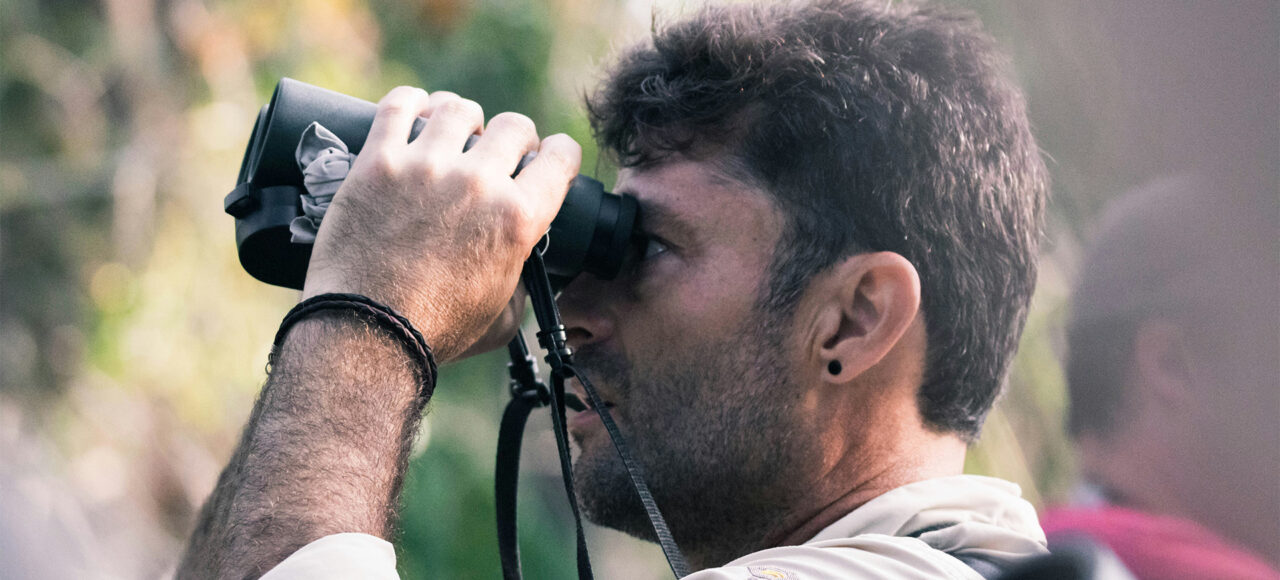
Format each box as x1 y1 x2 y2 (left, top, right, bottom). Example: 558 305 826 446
586 0 1048 440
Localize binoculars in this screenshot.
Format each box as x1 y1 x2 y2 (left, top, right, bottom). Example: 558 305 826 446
224 78 639 290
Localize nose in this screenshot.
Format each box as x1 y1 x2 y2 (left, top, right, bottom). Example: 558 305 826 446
557 273 616 350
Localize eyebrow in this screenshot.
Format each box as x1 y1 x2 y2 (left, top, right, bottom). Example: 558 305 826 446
628 196 698 241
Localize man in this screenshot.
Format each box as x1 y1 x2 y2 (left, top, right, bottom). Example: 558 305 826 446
178 1 1049 578
1041 174 1280 579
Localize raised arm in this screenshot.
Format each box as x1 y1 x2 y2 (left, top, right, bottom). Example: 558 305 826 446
177 87 580 579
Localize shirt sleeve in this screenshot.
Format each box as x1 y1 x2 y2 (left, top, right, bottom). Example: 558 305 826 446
683 535 982 580
260 533 400 580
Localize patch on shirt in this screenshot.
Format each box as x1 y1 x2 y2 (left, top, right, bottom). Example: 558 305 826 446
747 566 797 579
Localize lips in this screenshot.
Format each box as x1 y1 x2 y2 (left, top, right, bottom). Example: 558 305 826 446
564 393 588 412
569 378 615 412
568 382 616 431
579 397 615 412
569 403 608 430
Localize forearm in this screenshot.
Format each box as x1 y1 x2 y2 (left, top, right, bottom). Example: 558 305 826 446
177 85 578 579
178 313 427 579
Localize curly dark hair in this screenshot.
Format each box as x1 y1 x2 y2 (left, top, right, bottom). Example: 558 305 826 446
587 0 1047 440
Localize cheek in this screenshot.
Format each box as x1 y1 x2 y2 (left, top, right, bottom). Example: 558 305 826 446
642 253 768 331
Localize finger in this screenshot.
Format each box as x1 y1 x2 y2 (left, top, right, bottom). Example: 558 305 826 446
511 279 529 305
418 91 463 118
467 112 540 177
513 133 581 228
406 90 461 144
453 284 528 361
366 86 431 150
414 94 484 159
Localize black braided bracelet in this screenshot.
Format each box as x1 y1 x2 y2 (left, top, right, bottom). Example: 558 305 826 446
272 293 439 405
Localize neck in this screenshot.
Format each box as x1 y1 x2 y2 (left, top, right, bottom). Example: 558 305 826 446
680 425 968 570
769 429 968 549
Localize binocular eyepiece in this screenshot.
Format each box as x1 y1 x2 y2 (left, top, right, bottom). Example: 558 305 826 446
225 78 638 290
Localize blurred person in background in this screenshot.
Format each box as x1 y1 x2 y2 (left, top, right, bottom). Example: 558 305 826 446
1040 2 1279 578
176 0 1054 578
1044 174 1279 580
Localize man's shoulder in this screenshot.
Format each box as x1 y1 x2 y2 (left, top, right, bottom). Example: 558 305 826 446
1041 505 1280 579
690 475 1048 580
685 534 988 580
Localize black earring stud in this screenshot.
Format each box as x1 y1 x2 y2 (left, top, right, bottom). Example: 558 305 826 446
827 360 842 376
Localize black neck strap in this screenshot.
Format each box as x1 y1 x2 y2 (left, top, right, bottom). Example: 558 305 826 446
494 249 690 579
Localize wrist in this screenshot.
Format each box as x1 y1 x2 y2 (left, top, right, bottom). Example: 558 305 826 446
274 294 439 406
301 266 464 356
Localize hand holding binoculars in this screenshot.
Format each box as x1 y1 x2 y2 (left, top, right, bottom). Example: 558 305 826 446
225 78 639 293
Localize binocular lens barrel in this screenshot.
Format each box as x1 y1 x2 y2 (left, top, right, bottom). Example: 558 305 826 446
225 78 637 291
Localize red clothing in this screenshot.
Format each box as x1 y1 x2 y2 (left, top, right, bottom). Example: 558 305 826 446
1041 506 1279 580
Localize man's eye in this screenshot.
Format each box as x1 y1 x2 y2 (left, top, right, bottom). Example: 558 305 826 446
642 237 670 260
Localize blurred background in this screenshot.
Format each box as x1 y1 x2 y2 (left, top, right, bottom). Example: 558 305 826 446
1 0 1275 578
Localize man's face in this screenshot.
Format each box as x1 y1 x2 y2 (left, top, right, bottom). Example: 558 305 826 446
558 157 825 547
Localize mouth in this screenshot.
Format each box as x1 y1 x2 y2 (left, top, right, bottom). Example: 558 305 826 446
568 403 613 430
568 383 616 431
564 393 588 412
569 377 615 410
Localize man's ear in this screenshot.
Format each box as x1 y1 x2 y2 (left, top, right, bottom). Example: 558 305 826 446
812 252 922 384
1130 319 1197 418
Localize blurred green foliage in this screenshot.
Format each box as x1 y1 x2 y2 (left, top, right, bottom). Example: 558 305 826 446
0 0 1154 576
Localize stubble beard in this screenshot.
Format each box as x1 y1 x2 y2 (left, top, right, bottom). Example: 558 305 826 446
569 309 822 567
